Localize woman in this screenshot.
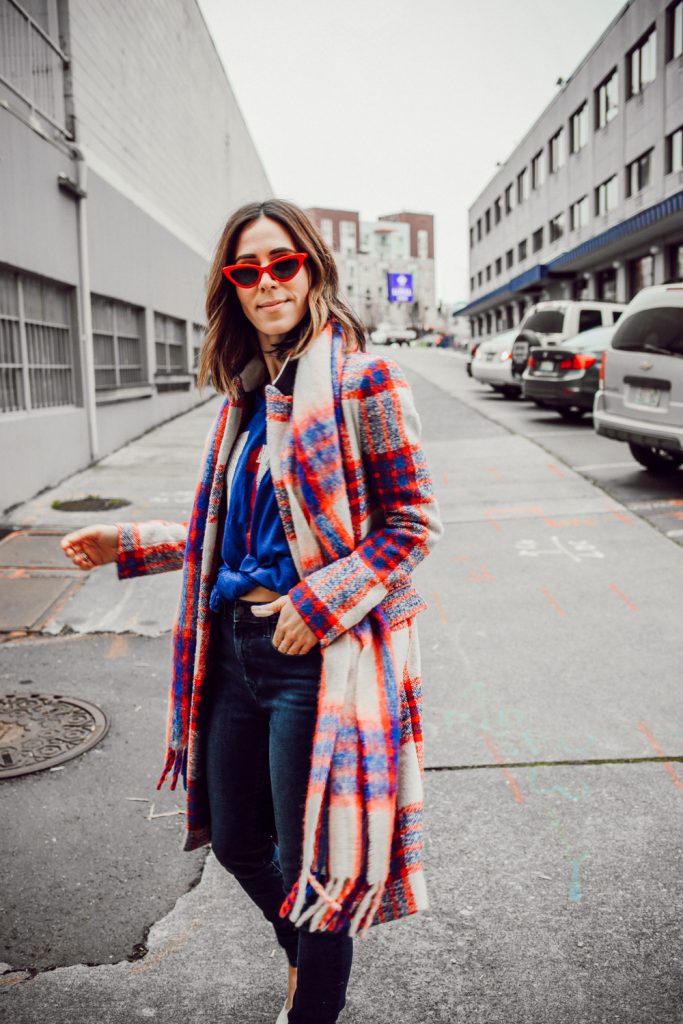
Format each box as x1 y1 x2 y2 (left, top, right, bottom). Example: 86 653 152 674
61 199 443 1023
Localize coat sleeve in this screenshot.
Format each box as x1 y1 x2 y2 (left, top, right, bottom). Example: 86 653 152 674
287 357 443 647
114 520 189 579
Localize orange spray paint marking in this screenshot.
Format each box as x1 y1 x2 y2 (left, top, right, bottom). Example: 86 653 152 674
609 583 638 611
484 510 502 532
541 588 567 617
468 564 496 584
486 467 503 481
431 590 448 625
607 510 634 525
106 634 129 659
10 569 27 579
480 732 525 804
637 722 683 790
547 463 566 478
442 471 449 487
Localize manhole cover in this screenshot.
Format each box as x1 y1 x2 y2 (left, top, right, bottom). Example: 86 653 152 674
0 693 109 779
51 495 130 512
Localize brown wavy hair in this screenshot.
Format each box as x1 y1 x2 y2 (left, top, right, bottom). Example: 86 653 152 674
198 199 367 399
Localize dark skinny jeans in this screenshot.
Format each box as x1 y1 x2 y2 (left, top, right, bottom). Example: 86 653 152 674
204 598 353 1024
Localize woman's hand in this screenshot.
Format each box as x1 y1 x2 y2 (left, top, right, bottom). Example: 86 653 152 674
61 525 119 571
251 594 319 655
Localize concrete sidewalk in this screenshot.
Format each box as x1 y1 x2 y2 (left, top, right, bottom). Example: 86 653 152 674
1 351 681 1023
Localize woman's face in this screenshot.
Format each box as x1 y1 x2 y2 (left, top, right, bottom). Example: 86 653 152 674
231 216 310 345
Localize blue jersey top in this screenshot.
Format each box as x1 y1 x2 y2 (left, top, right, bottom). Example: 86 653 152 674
208 388 299 610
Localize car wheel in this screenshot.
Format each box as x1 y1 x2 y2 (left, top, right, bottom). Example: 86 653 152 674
466 363 472 377
628 442 683 474
531 399 547 408
558 407 586 422
502 386 520 399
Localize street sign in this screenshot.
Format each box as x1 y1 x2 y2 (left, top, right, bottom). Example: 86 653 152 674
387 272 414 303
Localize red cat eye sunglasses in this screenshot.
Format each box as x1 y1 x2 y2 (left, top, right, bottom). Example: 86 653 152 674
222 252 308 289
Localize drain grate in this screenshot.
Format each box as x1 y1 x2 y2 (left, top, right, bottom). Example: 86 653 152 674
51 495 130 512
0 693 109 778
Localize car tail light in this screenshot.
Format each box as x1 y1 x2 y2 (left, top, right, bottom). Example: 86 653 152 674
528 355 536 368
599 351 606 386
559 353 597 371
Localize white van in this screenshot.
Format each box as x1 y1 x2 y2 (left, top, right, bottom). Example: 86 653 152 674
593 284 683 473
511 300 625 381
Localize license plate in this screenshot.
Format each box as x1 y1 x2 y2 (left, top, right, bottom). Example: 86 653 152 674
539 360 555 372
486 352 495 361
513 342 528 359
633 386 661 407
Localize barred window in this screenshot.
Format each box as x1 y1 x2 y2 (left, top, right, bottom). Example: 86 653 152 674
92 295 145 390
154 312 186 375
0 267 76 413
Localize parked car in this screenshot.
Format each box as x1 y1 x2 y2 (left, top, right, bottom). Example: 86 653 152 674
521 324 615 420
466 338 481 377
510 300 625 385
370 322 417 346
593 284 683 473
471 329 521 397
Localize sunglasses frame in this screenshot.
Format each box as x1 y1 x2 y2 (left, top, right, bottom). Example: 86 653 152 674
221 252 308 289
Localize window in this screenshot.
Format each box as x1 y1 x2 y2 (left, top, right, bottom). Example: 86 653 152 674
517 167 529 204
486 264 492 281
626 149 653 196
485 208 491 234
569 103 588 153
578 309 603 333
573 276 590 300
628 26 657 97
629 255 655 297
417 228 429 258
595 175 618 216
92 296 145 390
340 220 357 255
505 248 514 269
470 276 475 291
531 150 545 189
320 218 334 248
570 195 589 231
549 212 565 243
192 323 205 374
494 198 502 225
477 218 482 241
477 270 483 286
495 257 502 276
667 0 683 60
612 307 683 355
0 268 76 413
597 268 618 301
504 183 515 213
666 126 683 172
668 242 683 280
549 128 565 172
154 312 186 378
470 226 474 249
518 238 528 261
595 68 619 128
532 227 544 253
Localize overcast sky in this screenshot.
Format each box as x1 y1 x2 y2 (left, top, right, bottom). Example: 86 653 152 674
196 0 626 305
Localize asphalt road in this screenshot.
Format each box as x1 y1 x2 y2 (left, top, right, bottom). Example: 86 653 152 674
1 345 681 1023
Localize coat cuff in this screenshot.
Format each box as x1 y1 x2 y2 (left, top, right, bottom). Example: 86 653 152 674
288 579 344 648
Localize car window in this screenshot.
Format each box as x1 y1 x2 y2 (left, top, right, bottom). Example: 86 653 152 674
612 307 683 355
611 310 623 324
578 309 603 333
522 310 564 334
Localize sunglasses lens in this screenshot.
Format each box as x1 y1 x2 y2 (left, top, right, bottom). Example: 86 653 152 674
230 266 260 287
270 257 300 281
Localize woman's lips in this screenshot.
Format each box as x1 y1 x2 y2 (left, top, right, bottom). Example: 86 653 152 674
259 299 288 309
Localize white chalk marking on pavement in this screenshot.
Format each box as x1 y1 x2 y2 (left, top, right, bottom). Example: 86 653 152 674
571 462 637 471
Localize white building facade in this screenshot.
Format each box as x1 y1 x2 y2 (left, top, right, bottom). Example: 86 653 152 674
461 0 683 340
0 0 271 512
305 207 437 332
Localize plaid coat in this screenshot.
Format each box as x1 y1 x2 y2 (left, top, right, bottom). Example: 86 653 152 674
116 321 442 929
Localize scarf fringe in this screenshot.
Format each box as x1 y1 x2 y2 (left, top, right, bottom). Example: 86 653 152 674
282 869 386 938
156 746 186 791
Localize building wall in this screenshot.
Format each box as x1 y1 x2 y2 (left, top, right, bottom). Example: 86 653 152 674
464 0 683 337
68 0 271 254
0 0 272 513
